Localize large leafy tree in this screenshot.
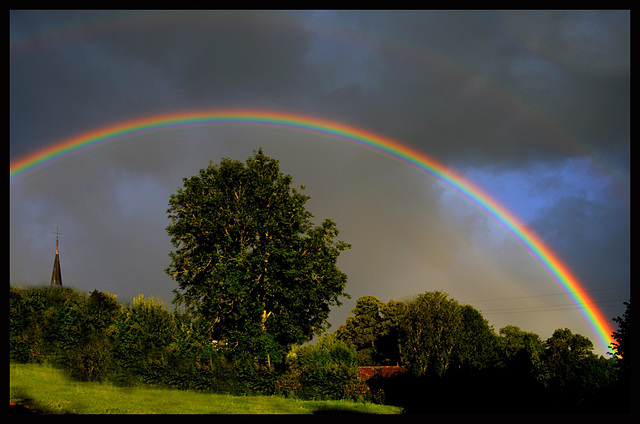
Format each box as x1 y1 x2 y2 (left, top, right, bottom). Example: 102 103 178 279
165 149 350 365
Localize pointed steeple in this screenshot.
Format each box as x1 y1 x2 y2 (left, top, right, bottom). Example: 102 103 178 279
51 225 62 286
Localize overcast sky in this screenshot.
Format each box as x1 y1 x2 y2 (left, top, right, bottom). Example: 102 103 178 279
10 10 629 355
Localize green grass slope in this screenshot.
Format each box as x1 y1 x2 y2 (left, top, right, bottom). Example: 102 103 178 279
10 363 403 415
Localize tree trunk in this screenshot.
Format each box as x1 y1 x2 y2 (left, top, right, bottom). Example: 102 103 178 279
262 309 273 369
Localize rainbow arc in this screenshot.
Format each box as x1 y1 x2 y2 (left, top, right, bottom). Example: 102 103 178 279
9 109 616 353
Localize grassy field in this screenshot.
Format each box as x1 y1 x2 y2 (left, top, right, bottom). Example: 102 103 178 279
9 363 403 414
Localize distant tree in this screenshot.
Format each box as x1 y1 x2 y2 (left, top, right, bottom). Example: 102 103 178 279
452 305 499 370
544 328 593 386
399 291 462 376
9 286 89 364
83 289 121 336
165 149 350 366
376 299 406 366
335 296 406 366
335 296 385 365
112 294 179 380
62 290 121 382
545 328 593 365
397 291 499 377
497 325 547 383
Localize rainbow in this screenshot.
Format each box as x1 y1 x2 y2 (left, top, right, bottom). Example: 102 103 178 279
9 109 615 352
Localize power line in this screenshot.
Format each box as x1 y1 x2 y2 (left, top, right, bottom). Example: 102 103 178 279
480 299 627 315
328 286 629 320
462 286 629 304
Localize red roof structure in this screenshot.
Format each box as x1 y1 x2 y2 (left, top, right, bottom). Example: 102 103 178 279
358 365 405 381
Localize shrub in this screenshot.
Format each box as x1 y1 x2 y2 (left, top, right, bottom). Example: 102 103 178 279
10 286 86 363
9 287 368 402
283 333 370 401
64 336 114 382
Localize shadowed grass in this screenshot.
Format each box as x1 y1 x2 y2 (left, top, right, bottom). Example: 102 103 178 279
10 363 403 414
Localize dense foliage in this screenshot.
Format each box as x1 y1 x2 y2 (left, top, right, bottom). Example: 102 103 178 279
10 286 629 413
9 286 363 400
165 149 350 367
336 292 629 413
280 333 369 401
335 291 499 373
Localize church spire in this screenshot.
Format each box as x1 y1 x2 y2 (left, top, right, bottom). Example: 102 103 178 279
51 225 62 286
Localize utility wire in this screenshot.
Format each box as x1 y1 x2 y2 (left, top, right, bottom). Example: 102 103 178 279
462 285 629 304
480 299 626 315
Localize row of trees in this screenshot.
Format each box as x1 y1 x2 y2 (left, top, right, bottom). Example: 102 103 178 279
9 285 369 401
336 292 498 373
335 293 631 413
9 285 630 413
336 293 606 373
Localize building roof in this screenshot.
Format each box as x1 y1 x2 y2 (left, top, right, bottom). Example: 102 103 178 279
358 365 405 381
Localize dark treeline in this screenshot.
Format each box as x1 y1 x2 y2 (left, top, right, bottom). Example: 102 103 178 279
335 293 631 414
10 286 630 414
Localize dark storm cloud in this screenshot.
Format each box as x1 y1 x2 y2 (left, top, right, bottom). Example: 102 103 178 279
306 10 630 165
10 10 629 354
97 11 312 103
10 11 310 159
10 10 629 164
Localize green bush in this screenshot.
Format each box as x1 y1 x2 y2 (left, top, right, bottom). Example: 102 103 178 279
64 336 113 382
10 286 86 363
283 333 370 401
111 294 176 382
111 294 243 392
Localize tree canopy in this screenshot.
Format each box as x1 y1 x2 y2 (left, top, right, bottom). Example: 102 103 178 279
337 292 498 374
400 291 488 376
165 149 350 365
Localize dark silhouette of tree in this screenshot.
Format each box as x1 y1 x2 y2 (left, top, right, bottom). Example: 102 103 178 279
335 297 406 366
611 300 630 374
610 300 631 413
497 325 546 382
543 328 617 412
376 299 406 365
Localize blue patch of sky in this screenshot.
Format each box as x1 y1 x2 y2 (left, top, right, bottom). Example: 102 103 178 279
439 157 612 246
